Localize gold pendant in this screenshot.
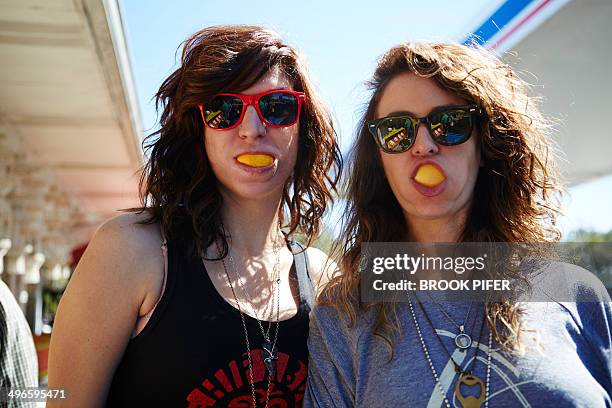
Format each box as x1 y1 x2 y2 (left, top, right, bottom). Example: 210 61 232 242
454 373 486 408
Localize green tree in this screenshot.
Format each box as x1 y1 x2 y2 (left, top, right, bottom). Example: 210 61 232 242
566 228 612 297
567 228 612 242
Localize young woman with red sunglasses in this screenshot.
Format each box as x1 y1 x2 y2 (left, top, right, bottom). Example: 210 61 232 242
48 25 341 407
304 43 611 407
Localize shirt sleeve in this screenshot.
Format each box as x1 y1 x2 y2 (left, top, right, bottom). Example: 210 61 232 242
556 263 612 398
304 304 357 408
0 281 39 407
573 283 612 397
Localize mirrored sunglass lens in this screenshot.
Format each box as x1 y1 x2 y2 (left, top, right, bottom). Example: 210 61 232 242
203 96 243 129
378 118 413 152
259 93 299 126
429 109 472 145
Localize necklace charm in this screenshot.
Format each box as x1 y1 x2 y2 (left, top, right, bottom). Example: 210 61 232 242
454 373 486 408
455 326 472 351
215 227 284 408
262 340 278 377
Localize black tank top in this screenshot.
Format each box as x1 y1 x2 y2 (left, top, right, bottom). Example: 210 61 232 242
106 237 313 407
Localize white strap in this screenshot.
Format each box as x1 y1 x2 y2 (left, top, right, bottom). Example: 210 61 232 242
289 241 315 310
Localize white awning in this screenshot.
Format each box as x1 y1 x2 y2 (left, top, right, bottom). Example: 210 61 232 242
0 0 143 231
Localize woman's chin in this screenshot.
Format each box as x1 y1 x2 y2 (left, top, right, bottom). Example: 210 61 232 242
402 200 459 222
223 181 285 202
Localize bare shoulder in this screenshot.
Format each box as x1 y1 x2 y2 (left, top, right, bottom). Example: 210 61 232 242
79 211 164 296
304 246 339 294
94 211 162 253
47 211 164 407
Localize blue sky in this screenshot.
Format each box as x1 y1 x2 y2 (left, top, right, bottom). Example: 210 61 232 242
120 0 612 238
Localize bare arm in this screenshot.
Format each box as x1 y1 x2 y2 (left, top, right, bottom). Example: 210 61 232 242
47 213 163 408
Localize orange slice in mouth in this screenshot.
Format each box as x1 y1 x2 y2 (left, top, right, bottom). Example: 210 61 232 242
414 164 446 188
236 154 274 168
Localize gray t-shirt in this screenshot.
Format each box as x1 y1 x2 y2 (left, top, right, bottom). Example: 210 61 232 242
305 267 612 407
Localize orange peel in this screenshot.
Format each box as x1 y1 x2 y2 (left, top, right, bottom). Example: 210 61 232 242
414 164 445 187
236 154 274 168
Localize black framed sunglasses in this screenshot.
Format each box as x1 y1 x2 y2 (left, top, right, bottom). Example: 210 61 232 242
367 105 481 154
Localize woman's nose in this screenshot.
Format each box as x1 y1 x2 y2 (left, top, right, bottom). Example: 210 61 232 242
237 105 266 141
411 123 439 157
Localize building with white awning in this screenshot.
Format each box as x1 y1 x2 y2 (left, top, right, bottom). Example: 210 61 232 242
0 0 142 334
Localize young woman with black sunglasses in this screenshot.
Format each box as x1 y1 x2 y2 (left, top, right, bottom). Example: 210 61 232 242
304 42 612 407
48 25 341 407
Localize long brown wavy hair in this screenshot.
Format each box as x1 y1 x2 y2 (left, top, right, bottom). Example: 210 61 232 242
132 25 342 257
324 42 564 354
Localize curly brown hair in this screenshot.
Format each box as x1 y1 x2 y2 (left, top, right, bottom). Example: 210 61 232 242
131 25 342 257
324 42 564 354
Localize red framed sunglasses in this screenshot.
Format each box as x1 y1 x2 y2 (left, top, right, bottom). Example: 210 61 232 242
198 90 306 130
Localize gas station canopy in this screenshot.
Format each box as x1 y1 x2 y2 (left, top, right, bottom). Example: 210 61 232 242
464 0 612 185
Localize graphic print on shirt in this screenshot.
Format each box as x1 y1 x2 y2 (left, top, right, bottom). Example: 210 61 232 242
186 349 307 407
427 329 535 408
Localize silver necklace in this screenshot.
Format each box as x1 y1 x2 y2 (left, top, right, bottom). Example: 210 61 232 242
225 236 282 375
425 293 474 351
408 300 492 408
216 235 281 408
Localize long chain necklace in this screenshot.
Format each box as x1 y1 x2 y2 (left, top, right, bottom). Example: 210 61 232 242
225 237 282 375
408 300 492 408
425 292 475 351
215 231 282 408
419 299 485 377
